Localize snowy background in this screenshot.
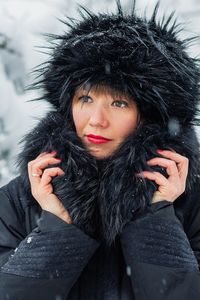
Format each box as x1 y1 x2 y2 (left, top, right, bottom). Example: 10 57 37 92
0 0 200 187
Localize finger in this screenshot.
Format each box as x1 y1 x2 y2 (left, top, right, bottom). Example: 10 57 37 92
157 150 189 181
138 171 169 186
40 167 65 186
31 157 61 174
28 151 58 170
147 157 179 179
157 150 187 165
36 150 57 160
28 164 42 185
37 152 48 159
28 156 61 185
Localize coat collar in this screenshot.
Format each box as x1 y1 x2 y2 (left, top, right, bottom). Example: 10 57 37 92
17 111 200 245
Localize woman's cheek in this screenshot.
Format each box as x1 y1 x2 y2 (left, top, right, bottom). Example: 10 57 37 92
117 116 139 138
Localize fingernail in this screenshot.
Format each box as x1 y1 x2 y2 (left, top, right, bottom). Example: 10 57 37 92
51 150 57 155
157 149 164 153
56 158 62 161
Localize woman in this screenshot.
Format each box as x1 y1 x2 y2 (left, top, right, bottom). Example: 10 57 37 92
0 2 200 299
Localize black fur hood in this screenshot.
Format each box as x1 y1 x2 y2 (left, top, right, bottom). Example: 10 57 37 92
17 113 200 245
18 2 200 245
34 1 200 126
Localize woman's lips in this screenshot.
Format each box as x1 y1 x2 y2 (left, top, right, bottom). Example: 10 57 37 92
86 134 112 144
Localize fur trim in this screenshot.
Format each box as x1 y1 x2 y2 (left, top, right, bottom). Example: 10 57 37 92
31 1 200 126
17 112 200 245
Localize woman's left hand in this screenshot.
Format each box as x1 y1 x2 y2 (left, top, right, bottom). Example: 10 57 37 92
138 149 189 204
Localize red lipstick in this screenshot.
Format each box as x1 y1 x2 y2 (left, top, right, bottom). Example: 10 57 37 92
87 134 112 144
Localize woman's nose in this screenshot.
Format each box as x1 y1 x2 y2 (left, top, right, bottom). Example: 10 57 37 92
89 107 109 128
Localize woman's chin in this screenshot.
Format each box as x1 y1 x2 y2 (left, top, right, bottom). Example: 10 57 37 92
89 149 113 160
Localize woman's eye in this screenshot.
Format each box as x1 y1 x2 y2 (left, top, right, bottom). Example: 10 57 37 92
113 100 128 108
79 95 92 103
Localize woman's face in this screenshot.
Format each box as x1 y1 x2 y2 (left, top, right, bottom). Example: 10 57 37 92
72 85 140 159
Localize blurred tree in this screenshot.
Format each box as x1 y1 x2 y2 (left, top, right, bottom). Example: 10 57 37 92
0 116 11 186
0 32 20 186
0 32 26 94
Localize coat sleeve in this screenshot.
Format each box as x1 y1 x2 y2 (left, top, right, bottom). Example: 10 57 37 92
0 189 100 300
120 201 200 300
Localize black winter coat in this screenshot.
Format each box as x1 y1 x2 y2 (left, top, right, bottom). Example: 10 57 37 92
0 176 200 299
0 115 200 300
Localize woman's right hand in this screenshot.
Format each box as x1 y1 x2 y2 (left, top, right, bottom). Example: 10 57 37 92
28 151 72 224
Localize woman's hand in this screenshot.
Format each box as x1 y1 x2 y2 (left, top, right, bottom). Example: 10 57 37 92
138 149 189 204
28 151 72 224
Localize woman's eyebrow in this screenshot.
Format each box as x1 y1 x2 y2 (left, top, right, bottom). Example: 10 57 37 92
74 91 89 97
114 95 132 101
78 94 91 99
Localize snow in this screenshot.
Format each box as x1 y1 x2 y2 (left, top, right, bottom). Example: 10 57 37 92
126 265 132 276
168 118 181 137
27 237 33 244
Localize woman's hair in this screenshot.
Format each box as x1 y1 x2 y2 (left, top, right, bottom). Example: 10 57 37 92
31 0 200 128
